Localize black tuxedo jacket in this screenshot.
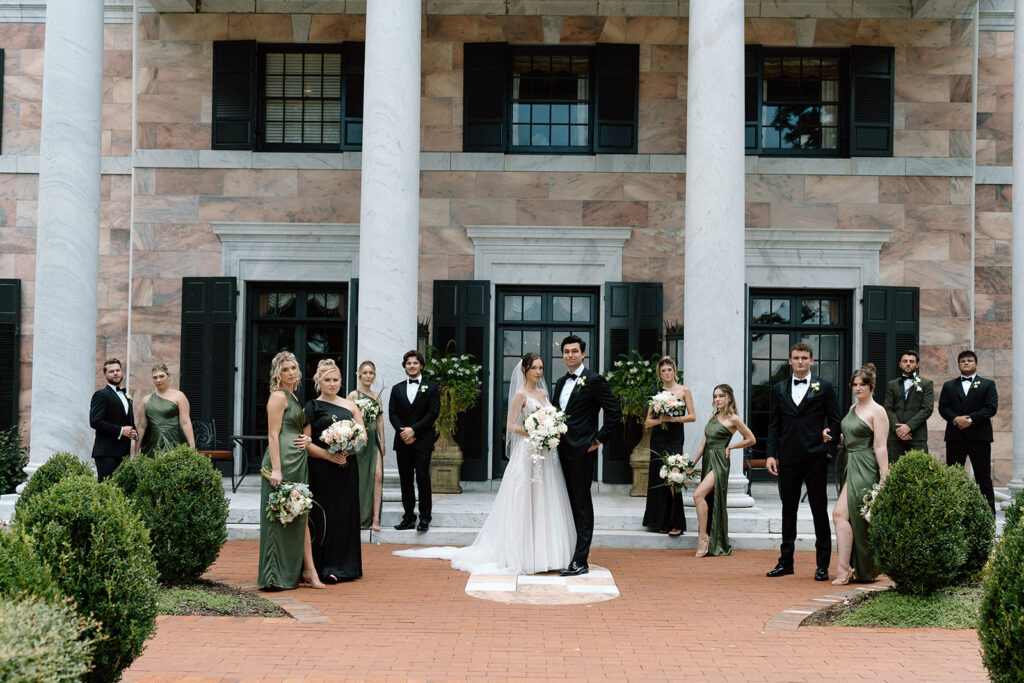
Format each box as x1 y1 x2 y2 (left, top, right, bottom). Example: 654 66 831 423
388 378 441 453
90 386 135 459
882 374 934 444
938 376 997 443
766 375 842 463
551 367 621 449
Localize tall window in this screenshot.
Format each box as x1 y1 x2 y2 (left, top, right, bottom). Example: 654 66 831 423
760 53 843 153
511 51 590 152
262 48 343 147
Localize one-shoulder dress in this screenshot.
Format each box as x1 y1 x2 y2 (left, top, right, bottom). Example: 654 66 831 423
643 392 686 532
140 394 186 454
841 407 881 581
701 418 734 556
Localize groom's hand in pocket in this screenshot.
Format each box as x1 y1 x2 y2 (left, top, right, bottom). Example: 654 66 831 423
587 440 600 453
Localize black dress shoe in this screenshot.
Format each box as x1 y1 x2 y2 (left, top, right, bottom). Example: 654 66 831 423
394 519 416 530
766 563 794 577
814 567 829 582
416 521 429 532
559 562 589 577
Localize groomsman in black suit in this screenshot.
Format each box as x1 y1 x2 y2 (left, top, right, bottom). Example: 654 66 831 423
765 342 842 581
90 358 136 481
882 349 934 461
552 334 621 577
938 350 999 515
389 350 440 532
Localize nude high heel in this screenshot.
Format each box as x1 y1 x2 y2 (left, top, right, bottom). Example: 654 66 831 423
831 566 854 586
696 534 710 558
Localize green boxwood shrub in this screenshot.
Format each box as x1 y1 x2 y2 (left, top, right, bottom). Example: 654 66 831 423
0 426 28 495
18 474 158 682
111 445 228 585
979 524 1024 682
0 527 65 604
1004 489 1023 535
869 450 967 596
944 464 995 578
0 596 100 682
15 451 93 511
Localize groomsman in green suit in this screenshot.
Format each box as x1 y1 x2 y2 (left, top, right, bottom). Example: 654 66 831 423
882 349 933 462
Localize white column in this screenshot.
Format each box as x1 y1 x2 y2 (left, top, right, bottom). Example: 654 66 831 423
356 0 421 484
26 0 105 473
1009 0 1024 496
684 0 752 507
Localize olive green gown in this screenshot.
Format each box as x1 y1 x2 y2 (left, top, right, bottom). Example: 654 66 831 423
701 419 733 556
257 392 309 589
356 391 382 529
842 407 880 581
140 394 186 454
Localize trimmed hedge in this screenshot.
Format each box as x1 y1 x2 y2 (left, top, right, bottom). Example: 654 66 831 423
0 597 100 682
944 464 995 579
0 426 28 495
18 474 158 682
15 451 93 511
1005 489 1023 536
111 445 229 584
979 524 1024 682
0 528 65 604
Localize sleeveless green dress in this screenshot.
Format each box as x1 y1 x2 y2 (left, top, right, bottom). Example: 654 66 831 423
140 394 186 454
257 392 309 589
701 418 733 556
356 391 382 529
842 407 880 581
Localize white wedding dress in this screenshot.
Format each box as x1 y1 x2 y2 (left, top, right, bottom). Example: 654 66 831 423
393 395 576 575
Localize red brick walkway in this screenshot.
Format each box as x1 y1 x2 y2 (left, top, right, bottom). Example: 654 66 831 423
124 541 986 681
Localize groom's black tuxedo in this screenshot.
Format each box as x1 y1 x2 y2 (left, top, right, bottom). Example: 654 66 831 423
389 377 440 524
766 374 842 571
90 385 135 481
552 366 621 567
938 374 998 513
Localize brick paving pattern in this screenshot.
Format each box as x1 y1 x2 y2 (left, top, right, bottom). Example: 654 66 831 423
124 541 986 681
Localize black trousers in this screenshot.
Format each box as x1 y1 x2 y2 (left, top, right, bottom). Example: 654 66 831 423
396 446 432 523
946 441 995 515
887 438 927 462
93 455 123 482
559 443 594 567
777 454 831 570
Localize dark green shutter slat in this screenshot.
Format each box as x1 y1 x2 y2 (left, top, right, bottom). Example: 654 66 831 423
180 277 237 448
342 42 364 149
850 46 894 157
861 285 918 403
0 279 19 430
745 46 760 152
432 280 491 481
212 41 256 150
463 43 508 152
594 43 639 154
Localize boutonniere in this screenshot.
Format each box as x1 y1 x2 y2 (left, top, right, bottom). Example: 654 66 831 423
576 376 587 389
972 381 980 390
810 382 820 393
419 384 429 393
915 385 922 392
126 394 133 404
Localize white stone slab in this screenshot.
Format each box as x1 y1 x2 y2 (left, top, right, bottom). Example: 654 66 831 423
517 575 566 584
566 584 619 594
466 580 517 592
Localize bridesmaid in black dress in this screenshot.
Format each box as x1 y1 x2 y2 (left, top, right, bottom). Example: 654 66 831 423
642 357 696 536
303 359 365 583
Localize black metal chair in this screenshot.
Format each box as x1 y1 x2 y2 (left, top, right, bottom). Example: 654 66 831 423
193 419 240 492
743 446 769 495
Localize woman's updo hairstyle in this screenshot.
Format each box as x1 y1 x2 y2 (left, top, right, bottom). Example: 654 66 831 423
657 356 677 374
850 362 877 391
151 363 170 376
521 352 542 375
268 351 298 392
314 358 342 393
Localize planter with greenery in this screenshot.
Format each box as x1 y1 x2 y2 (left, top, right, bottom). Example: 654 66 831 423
603 352 667 496
422 347 482 493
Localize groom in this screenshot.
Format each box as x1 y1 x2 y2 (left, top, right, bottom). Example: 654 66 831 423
90 358 136 482
552 334 621 576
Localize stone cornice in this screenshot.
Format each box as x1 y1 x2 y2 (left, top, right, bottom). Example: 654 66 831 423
0 0 132 22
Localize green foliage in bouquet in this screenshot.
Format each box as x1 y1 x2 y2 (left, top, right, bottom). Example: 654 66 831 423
944 463 995 579
602 352 664 425
868 450 968 596
979 523 1024 682
15 451 93 512
1004 488 1024 536
0 527 65 604
17 474 158 682
0 426 28 495
111 445 228 585
422 345 482 443
0 596 101 682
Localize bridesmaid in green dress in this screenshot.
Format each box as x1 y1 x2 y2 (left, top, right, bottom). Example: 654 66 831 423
347 360 385 531
136 363 194 455
692 384 755 558
830 363 889 585
257 351 325 590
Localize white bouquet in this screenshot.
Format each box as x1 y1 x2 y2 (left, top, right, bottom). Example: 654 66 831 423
657 452 698 493
260 467 314 526
649 390 686 421
523 404 568 464
354 396 381 425
860 482 883 524
320 417 367 455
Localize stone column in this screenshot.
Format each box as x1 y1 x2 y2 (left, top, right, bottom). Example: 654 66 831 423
1009 0 1024 496
356 0 421 494
26 0 105 473
684 0 752 506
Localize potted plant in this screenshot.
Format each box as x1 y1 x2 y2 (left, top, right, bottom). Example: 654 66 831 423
422 345 482 493
603 352 669 496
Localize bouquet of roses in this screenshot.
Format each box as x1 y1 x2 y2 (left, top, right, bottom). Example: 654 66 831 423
649 390 686 428
523 404 568 464
657 452 698 493
859 482 883 524
353 396 381 425
320 417 367 456
260 466 314 526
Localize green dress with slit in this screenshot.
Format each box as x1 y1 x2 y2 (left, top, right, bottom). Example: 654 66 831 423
701 418 733 556
257 391 309 589
842 407 880 581
140 394 186 454
356 391 382 529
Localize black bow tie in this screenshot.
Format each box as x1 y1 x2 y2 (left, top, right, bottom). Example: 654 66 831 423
902 375 915 381
113 386 125 393
961 376 973 383
409 378 420 384
793 378 807 385
565 372 579 380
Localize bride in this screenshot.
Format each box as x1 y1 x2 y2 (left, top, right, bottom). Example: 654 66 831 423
393 352 576 575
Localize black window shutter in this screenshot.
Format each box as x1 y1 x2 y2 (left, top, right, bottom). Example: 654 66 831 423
604 281 664 484
180 278 238 448
0 279 19 430
432 280 491 481
212 41 256 150
0 50 6 150
342 42 364 150
850 46 894 157
594 43 639 154
861 285 919 403
347 278 359 382
463 43 508 152
745 46 761 152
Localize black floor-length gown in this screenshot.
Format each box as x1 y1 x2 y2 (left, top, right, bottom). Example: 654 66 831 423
643 398 686 531
304 400 362 581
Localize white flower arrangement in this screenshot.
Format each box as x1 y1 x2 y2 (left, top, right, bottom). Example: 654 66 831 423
649 390 686 420
260 467 314 526
354 396 381 424
523 404 568 464
320 417 367 456
859 482 883 524
656 452 697 493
